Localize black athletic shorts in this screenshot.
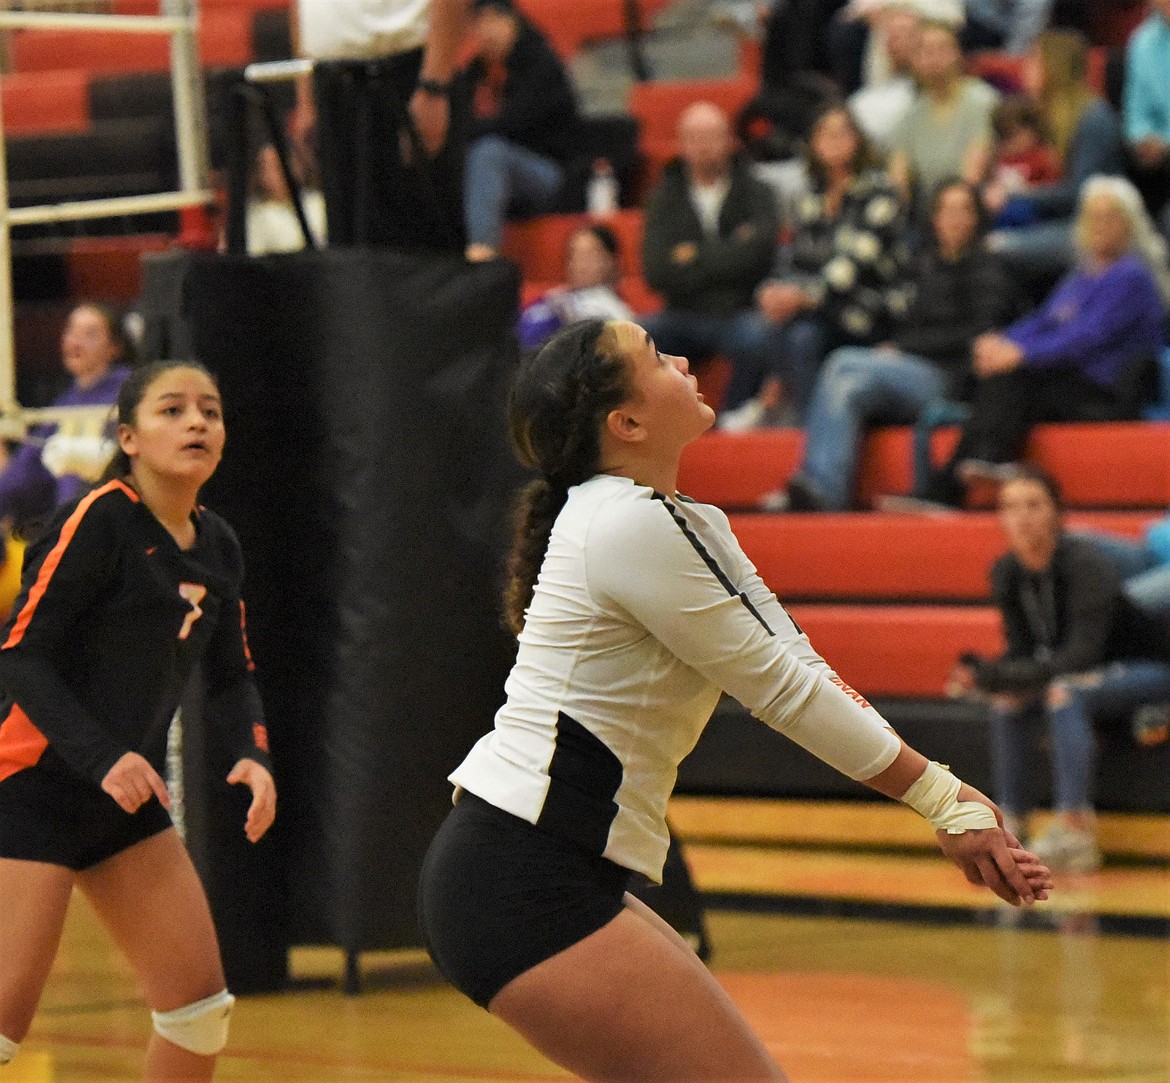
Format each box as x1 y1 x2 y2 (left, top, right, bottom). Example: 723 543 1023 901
0 764 173 871
417 791 632 1009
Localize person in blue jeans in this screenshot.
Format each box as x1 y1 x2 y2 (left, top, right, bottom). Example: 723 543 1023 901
721 105 908 430
763 179 1017 511
949 466 1170 873
462 0 579 261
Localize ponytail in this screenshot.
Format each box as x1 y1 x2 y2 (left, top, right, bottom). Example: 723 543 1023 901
501 320 630 636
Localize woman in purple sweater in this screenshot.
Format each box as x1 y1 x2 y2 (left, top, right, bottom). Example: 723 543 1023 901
0 303 132 533
914 176 1169 509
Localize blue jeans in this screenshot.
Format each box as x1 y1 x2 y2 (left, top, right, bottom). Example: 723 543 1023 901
464 135 563 250
642 308 770 410
794 346 947 509
990 659 1170 816
762 315 837 425
912 399 970 496
1066 530 1170 619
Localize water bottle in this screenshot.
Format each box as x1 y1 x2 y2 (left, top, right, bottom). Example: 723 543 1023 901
586 158 619 218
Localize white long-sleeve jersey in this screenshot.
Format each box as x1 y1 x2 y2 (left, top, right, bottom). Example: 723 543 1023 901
449 474 901 881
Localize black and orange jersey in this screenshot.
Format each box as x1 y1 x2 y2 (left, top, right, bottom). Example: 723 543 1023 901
0 479 271 788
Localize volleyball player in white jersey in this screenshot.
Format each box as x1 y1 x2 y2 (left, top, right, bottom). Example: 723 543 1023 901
417 318 1053 1082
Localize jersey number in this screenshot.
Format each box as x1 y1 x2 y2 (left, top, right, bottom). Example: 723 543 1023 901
177 583 208 640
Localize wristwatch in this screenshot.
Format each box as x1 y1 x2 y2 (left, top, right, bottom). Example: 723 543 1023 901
416 77 453 97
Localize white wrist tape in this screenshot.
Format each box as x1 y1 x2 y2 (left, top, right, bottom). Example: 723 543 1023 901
0 1034 18 1065
901 761 998 834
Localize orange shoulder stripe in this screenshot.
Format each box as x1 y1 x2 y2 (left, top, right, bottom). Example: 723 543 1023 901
3 479 138 650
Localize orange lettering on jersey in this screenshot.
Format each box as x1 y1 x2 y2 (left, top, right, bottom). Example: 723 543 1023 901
830 676 871 711
177 583 208 640
253 723 270 753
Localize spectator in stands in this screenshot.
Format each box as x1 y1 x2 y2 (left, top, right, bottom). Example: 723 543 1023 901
829 0 964 97
888 20 1000 219
988 96 1062 198
985 29 1126 289
462 0 581 262
761 179 1017 509
1123 0 1170 243
949 465 1170 871
847 2 924 152
909 175 1170 509
290 0 471 250
962 0 1055 54
1073 511 1170 621
243 144 328 256
640 102 780 411
0 303 133 536
1075 509 1170 746
517 224 634 350
721 105 909 429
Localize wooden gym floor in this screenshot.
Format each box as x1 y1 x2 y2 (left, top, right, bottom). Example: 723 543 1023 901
9 801 1169 1082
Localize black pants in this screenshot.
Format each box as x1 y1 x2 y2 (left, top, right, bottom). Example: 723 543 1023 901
313 50 467 251
922 367 1127 505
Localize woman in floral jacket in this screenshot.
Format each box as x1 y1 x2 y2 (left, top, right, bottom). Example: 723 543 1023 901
720 105 910 429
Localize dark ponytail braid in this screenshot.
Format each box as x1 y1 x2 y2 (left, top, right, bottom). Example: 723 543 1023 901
502 319 631 636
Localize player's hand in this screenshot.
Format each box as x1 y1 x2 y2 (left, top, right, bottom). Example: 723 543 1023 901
936 785 1053 906
405 89 449 162
227 758 276 843
102 752 171 814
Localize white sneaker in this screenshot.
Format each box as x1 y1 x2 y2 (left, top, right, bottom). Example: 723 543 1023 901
1029 822 1102 874
717 398 765 432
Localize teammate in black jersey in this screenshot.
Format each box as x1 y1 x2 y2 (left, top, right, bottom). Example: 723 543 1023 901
418 319 1053 1082
0 360 275 1081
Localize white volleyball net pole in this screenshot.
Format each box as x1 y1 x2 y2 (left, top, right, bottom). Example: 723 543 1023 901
0 0 212 424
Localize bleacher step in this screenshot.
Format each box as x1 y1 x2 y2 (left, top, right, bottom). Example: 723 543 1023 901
679 424 1170 510
731 510 1156 602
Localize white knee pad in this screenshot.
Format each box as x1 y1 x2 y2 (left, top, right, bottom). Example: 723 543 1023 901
0 1034 18 1065
151 989 235 1056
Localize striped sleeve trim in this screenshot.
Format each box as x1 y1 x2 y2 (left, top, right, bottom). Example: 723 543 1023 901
652 492 774 635
3 479 137 650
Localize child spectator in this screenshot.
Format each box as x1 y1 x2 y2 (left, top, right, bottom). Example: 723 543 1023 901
989 95 1062 214
517 225 634 350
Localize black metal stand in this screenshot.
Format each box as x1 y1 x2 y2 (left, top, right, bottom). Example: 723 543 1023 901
224 77 318 256
622 0 652 81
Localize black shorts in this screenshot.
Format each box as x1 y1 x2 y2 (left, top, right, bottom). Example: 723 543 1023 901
416 791 632 1009
0 764 173 871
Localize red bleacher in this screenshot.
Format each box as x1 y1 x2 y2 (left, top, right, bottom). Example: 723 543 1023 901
9 7 255 75
514 0 675 60
681 418 1168 699
786 605 1004 698
678 424 1170 510
730 510 1155 601
1 70 90 136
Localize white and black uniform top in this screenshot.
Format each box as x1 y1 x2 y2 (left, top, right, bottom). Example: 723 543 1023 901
450 474 900 882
